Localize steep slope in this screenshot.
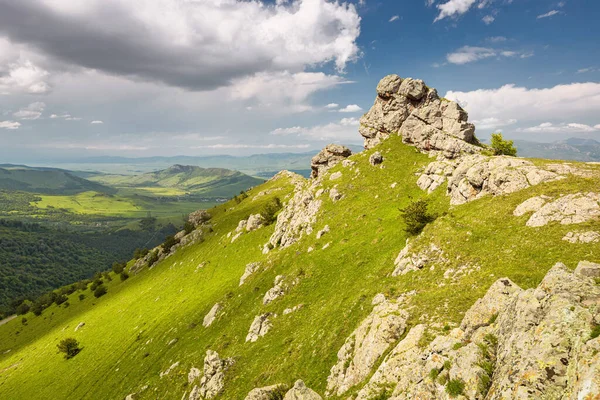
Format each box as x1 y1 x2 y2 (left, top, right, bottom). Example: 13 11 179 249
0 75 599 400
0 167 114 195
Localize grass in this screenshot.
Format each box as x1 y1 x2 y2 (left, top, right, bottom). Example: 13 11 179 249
0 135 598 399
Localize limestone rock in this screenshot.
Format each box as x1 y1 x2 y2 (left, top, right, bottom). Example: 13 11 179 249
188 367 201 384
575 260 600 278
563 231 600 243
245 214 264 232
246 313 274 342
329 171 342 181
245 384 287 400
188 210 211 227
369 151 384 166
513 195 549 216
326 294 409 396
239 262 261 286
263 275 286 305
189 350 234 399
316 225 329 239
202 303 222 328
160 361 180 378
74 322 85 332
310 144 352 179
376 74 402 97
329 187 342 202
398 78 426 100
524 192 600 227
283 380 322 400
392 242 446 276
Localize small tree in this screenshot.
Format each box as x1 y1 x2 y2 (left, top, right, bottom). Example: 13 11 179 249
16 301 31 315
261 197 283 226
112 262 125 274
183 221 195 235
400 199 435 235
31 302 44 316
134 248 149 260
54 294 68 306
57 338 81 359
93 285 107 298
120 271 129 281
490 133 517 156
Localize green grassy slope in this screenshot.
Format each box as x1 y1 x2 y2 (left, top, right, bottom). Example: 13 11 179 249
0 136 598 399
0 168 114 195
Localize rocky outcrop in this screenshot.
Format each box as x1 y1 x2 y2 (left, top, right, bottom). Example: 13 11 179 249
563 231 600 243
352 263 600 399
189 350 233 400
202 303 222 328
359 74 480 157
244 384 287 400
326 294 409 396
392 242 447 276
245 214 264 232
263 275 287 305
246 313 275 343
239 262 262 286
283 380 322 400
189 210 212 227
575 260 600 278
516 192 600 227
369 151 383 166
310 144 352 179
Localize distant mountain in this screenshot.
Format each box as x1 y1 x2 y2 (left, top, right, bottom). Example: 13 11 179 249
515 138 600 162
0 166 115 195
90 164 265 197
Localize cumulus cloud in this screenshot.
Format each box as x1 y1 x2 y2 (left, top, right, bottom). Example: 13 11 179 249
472 117 517 130
445 82 600 125
325 103 340 109
389 15 400 22
482 15 495 24
446 46 532 64
519 122 599 134
338 104 363 113
434 0 478 22
270 117 362 141
0 120 21 130
13 102 46 120
0 0 361 91
50 113 82 121
537 10 560 19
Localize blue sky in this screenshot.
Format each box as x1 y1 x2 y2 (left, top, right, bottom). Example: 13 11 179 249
0 0 598 161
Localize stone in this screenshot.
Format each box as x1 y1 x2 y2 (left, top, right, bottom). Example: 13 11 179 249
160 361 180 378
513 196 548 216
203 303 222 328
392 242 447 276
398 78 426 100
525 192 600 227
310 144 352 179
575 260 600 278
246 313 274 342
245 214 264 232
369 151 384 166
188 367 201 384
191 350 234 399
283 304 304 315
188 210 211 227
74 322 85 332
239 262 261 286
283 380 322 400
376 74 402 97
563 231 600 243
263 276 286 305
326 294 409 396
316 225 330 239
245 384 288 400
329 187 343 202
329 171 342 181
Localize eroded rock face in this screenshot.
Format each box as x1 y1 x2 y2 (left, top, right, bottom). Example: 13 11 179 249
575 260 600 278
326 294 409 396
359 75 480 156
246 313 275 343
283 380 322 400
189 350 233 400
310 144 352 179
521 192 600 227
202 303 222 328
245 214 264 232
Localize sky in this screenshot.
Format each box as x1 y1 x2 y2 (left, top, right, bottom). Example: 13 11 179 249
0 0 599 161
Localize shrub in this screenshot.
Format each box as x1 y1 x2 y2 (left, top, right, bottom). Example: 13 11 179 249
400 199 435 235
590 324 600 340
21 317 27 325
261 197 283 225
93 285 107 298
162 235 180 253
79 294 85 301
57 338 81 359
31 302 44 316
146 250 159 268
446 379 465 397
429 368 440 381
54 294 68 306
490 133 517 156
266 385 288 400
16 301 31 315
112 262 126 274
134 248 149 260
183 221 195 235
120 272 129 281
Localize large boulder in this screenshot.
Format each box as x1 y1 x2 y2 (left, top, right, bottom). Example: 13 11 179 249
188 350 234 400
283 380 322 400
188 210 211 227
245 384 288 400
310 144 352 179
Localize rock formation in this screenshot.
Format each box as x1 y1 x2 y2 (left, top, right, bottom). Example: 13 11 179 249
246 313 275 343
239 262 262 286
189 210 212 227
189 350 233 399
202 303 222 328
244 384 288 400
283 380 322 400
392 242 447 276
310 144 352 179
263 275 286 305
563 231 600 243
516 192 600 227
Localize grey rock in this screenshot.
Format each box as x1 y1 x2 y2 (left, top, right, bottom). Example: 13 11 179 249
329 187 343 202
369 151 384 166
316 225 330 239
310 144 352 179
202 303 222 328
188 210 211 227
239 262 262 286
283 380 322 400
398 78 426 100
392 242 446 276
245 384 288 400
575 260 600 278
524 192 600 227
190 350 233 399
246 313 275 343
263 275 287 305
74 322 85 332
376 74 402 98
245 214 264 232
160 361 180 378
563 231 600 243
513 195 549 216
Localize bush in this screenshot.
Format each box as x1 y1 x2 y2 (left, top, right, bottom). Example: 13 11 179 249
146 250 159 268
590 324 600 340
134 248 149 260
78 294 85 301
112 262 126 274
120 272 129 281
261 197 283 225
446 379 465 397
183 221 195 235
162 235 180 253
400 199 435 235
31 302 44 316
54 294 68 306
16 301 31 315
21 317 27 325
93 285 107 298
57 338 81 359
490 133 517 156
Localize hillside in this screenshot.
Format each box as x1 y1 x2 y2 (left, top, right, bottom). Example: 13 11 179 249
90 165 265 197
0 166 114 195
516 137 600 162
0 75 599 400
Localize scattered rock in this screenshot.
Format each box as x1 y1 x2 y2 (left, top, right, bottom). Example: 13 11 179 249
202 303 222 328
329 187 343 202
329 171 342 181
310 144 352 179
316 225 330 239
392 242 446 276
326 294 409 396
74 322 85 332
523 192 600 227
246 214 264 232
167 338 178 346
239 262 262 286
246 313 275 343
575 260 600 278
160 361 180 378
188 367 201 384
263 276 286 305
189 350 234 399
283 304 304 315
283 380 322 400
513 195 549 216
563 231 600 243
245 384 288 400
342 159 356 168
189 210 212 227
369 151 384 166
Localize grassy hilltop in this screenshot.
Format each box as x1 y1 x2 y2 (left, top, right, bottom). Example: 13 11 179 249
0 134 598 399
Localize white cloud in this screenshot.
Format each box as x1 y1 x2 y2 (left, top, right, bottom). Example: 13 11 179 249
487 36 507 43
537 10 560 19
472 117 517 130
191 143 311 150
0 121 21 130
50 113 82 121
340 117 360 126
577 67 598 74
325 103 340 109
389 15 400 22
519 122 599 133
434 0 478 22
482 15 495 24
0 60 52 95
338 104 363 113
90 120 104 124
13 102 46 120
270 117 362 140
445 82 600 125
446 46 532 64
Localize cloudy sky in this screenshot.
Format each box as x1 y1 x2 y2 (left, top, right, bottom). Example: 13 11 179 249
0 0 599 161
